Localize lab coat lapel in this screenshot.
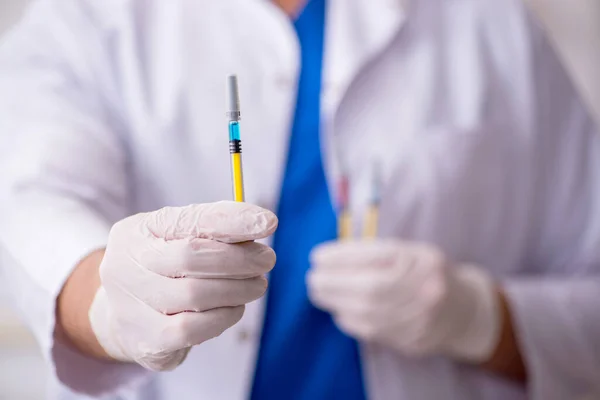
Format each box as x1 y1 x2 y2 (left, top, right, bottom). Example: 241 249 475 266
321 0 410 208
322 0 409 112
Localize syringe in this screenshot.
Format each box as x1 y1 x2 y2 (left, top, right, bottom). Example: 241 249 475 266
226 75 245 202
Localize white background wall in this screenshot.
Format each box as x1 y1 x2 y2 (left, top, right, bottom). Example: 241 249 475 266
0 4 46 400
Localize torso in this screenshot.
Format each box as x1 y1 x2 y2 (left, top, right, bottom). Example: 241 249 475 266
53 0 600 398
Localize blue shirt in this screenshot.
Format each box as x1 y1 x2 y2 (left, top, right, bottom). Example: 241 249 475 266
250 1 366 399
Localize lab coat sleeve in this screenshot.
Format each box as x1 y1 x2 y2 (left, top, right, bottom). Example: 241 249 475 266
502 13 600 400
0 1 151 396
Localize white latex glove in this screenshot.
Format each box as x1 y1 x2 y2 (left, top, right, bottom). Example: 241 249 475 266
89 201 278 371
307 240 501 362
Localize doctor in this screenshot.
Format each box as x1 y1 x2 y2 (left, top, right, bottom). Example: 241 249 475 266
0 0 599 399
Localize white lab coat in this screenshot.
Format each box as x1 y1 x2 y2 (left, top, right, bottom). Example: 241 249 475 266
0 0 599 399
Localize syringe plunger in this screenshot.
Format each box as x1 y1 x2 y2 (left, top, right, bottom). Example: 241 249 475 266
226 75 241 121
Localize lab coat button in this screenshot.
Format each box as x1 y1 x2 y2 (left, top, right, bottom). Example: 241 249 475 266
238 330 251 342
275 76 293 89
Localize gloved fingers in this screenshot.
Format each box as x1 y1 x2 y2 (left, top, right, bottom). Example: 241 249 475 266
311 276 444 331
307 267 427 311
110 304 246 368
329 298 435 342
140 238 276 279
309 284 376 321
308 274 404 326
310 240 399 270
307 270 387 309
311 240 445 273
142 275 268 314
137 201 278 243
333 314 376 342
105 254 268 313
333 312 437 356
157 306 246 352
137 348 191 372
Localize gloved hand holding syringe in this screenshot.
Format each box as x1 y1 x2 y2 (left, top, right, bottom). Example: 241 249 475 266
85 75 278 371
308 157 502 364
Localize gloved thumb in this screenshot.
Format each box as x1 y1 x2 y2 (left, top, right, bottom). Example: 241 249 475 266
139 201 278 244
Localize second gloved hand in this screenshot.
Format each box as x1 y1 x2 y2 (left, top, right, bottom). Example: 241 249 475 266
307 240 501 362
89 201 277 371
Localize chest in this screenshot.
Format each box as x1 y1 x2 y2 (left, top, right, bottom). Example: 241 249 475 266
104 0 536 271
